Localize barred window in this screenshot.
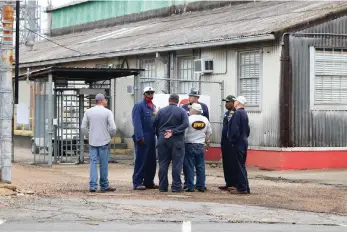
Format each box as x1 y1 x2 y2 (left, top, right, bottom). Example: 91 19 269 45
140 58 156 79
313 48 347 105
178 57 198 94
238 51 261 107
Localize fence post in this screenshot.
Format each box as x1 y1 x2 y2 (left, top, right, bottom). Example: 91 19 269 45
220 80 225 123
47 74 53 167
79 94 85 163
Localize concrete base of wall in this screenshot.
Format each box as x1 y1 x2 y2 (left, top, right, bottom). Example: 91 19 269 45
205 147 347 170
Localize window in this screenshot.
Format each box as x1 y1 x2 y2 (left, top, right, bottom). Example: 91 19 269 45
177 57 198 94
311 47 347 108
140 58 156 79
238 51 261 107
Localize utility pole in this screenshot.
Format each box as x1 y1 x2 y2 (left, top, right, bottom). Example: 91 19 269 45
0 3 14 182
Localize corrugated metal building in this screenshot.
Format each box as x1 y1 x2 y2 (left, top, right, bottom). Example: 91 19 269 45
17 1 347 169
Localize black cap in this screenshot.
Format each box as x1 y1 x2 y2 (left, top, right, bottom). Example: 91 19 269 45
222 95 236 102
188 87 200 97
169 93 179 102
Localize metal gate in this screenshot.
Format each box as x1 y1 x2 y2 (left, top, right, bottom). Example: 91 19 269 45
31 78 53 165
134 77 224 144
54 89 82 164
32 79 112 165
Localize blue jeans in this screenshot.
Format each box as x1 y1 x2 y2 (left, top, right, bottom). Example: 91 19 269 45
89 144 110 191
183 143 205 191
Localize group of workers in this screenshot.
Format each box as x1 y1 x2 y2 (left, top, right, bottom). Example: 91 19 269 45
81 87 250 194
131 87 251 194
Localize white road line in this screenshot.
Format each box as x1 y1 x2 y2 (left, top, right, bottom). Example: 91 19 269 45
339 224 347 227
0 219 6 225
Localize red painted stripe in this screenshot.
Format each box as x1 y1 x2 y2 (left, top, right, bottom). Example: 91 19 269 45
205 147 347 170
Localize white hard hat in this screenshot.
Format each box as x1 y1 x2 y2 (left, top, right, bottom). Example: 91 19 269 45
143 86 155 94
191 103 202 112
236 96 247 105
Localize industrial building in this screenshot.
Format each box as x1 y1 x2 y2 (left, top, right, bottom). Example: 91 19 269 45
16 0 347 169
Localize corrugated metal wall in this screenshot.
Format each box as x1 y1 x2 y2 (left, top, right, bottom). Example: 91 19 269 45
51 0 193 29
290 15 347 147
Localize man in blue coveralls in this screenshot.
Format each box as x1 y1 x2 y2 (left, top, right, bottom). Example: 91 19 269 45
131 87 159 191
218 95 237 191
154 94 189 192
181 87 209 120
228 96 251 194
181 87 209 189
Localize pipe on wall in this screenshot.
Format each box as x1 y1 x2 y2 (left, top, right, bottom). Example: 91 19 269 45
279 33 293 147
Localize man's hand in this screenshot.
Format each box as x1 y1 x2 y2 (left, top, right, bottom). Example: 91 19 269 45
137 138 145 145
205 136 210 151
164 130 173 139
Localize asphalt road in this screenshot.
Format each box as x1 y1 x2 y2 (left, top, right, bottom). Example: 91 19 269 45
1 197 347 232
1 221 346 232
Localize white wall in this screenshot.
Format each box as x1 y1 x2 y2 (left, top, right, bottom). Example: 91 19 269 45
17 44 282 146
200 44 282 147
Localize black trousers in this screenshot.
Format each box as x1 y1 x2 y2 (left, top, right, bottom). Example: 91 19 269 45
234 146 250 193
221 142 238 188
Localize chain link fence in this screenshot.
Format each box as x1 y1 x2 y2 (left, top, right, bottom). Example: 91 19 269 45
134 77 225 145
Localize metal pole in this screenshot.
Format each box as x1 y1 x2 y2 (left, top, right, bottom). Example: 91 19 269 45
14 0 19 104
47 74 53 167
78 94 84 164
0 3 14 182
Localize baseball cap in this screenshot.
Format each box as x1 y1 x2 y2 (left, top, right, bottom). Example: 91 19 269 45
222 95 236 102
236 96 247 105
95 93 105 101
143 86 155 94
191 103 202 112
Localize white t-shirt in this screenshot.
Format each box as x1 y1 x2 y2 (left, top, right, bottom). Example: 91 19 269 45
185 114 212 144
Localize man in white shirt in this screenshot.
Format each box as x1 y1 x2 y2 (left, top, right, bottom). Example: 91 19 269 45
81 93 117 193
183 103 212 192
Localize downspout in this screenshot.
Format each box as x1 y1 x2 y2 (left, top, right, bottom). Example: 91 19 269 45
279 33 293 147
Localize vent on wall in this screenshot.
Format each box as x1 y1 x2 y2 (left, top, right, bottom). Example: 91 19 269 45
194 58 214 74
126 85 134 95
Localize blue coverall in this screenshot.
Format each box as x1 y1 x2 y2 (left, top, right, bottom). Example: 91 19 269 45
228 108 250 193
182 102 210 120
221 110 238 188
153 104 189 192
132 99 157 189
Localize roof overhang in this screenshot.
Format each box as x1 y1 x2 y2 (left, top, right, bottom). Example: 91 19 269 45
15 66 144 82
19 34 275 68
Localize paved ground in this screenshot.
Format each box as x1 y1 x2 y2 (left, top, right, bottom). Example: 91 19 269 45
2 222 346 232
0 197 347 231
1 147 346 231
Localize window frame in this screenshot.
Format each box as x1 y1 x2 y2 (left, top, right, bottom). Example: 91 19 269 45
176 55 199 94
309 46 347 111
237 49 263 112
139 58 156 79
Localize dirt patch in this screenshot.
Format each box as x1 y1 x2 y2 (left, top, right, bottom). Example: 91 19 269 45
9 163 347 216
0 184 16 196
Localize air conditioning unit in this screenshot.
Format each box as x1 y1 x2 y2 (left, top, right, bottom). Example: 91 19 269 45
194 58 214 74
126 85 134 95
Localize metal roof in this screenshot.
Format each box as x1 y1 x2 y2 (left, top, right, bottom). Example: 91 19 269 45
45 0 90 12
17 66 143 82
20 1 347 67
